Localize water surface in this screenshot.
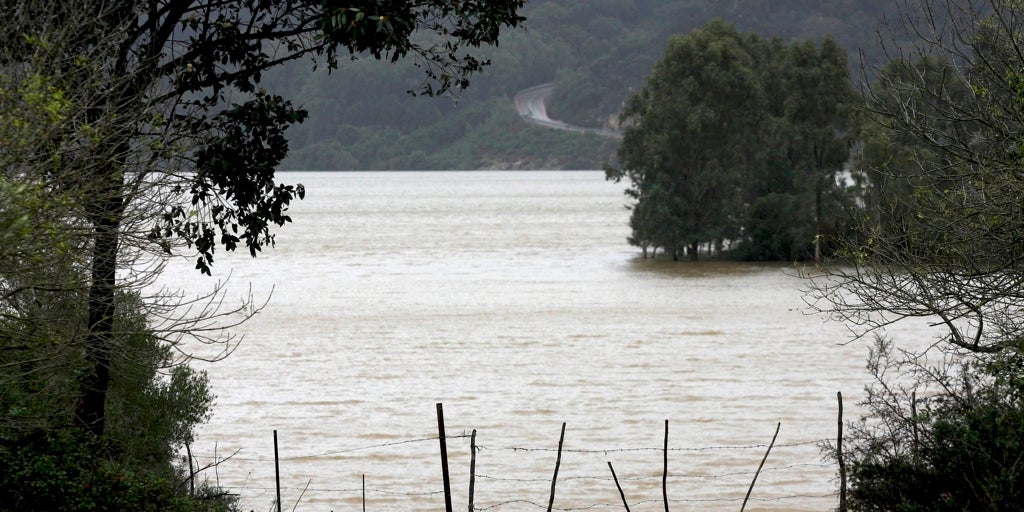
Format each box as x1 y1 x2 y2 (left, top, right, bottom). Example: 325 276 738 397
157 171 920 511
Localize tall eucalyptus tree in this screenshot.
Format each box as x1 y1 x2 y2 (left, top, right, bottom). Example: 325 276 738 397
608 20 854 261
778 37 854 261
608 19 762 260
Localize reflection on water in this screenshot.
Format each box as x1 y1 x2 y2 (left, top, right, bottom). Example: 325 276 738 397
154 171 929 512
626 258 805 278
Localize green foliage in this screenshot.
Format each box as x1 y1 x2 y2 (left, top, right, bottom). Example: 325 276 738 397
0 430 235 512
854 56 972 207
608 20 760 259
152 91 309 274
0 292 220 511
837 339 1024 511
608 20 854 261
0 69 73 163
0 287 214 455
0 181 90 433
810 3 1024 510
737 193 810 261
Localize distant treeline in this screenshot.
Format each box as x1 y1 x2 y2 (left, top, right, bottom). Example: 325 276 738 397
266 1 902 171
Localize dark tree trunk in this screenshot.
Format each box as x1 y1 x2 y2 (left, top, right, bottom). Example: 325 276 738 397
814 183 822 263
689 241 699 261
76 180 124 437
73 22 140 434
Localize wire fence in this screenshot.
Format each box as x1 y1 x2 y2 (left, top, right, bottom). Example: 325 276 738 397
186 404 845 512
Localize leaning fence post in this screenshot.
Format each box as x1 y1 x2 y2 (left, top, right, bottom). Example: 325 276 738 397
608 461 631 512
274 430 282 512
838 392 847 512
437 403 453 512
547 422 567 512
741 422 780 512
469 429 477 512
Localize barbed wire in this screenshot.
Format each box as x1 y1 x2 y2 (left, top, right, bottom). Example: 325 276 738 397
187 432 841 510
191 435 829 463
476 438 825 454
213 461 835 495
194 434 473 462
475 462 832 484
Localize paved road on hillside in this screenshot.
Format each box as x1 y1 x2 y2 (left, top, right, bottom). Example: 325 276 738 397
513 83 622 139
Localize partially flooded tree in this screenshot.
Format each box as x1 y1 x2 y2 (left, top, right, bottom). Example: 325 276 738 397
607 20 855 262
607 20 762 260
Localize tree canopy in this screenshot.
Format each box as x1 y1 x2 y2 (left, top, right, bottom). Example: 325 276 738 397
1 0 523 509
805 1 1024 508
607 20 855 261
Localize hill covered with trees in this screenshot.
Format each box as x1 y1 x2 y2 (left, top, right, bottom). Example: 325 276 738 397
268 0 902 170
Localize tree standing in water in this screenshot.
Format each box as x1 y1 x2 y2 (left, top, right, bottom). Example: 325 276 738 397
607 19 854 261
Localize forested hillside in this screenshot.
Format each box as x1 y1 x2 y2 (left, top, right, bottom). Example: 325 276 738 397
269 1 900 170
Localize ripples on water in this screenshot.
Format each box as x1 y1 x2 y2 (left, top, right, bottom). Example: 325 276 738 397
154 171 931 511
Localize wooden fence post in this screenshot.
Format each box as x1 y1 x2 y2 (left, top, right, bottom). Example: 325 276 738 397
662 420 669 512
274 430 282 512
437 403 453 512
547 422 566 512
469 429 477 512
838 392 847 512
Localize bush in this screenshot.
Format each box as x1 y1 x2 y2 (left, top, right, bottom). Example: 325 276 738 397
0 430 236 512
837 336 1024 511
0 290 230 511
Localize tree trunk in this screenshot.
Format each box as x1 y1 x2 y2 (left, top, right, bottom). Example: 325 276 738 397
814 182 822 263
689 240 699 261
76 178 124 437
